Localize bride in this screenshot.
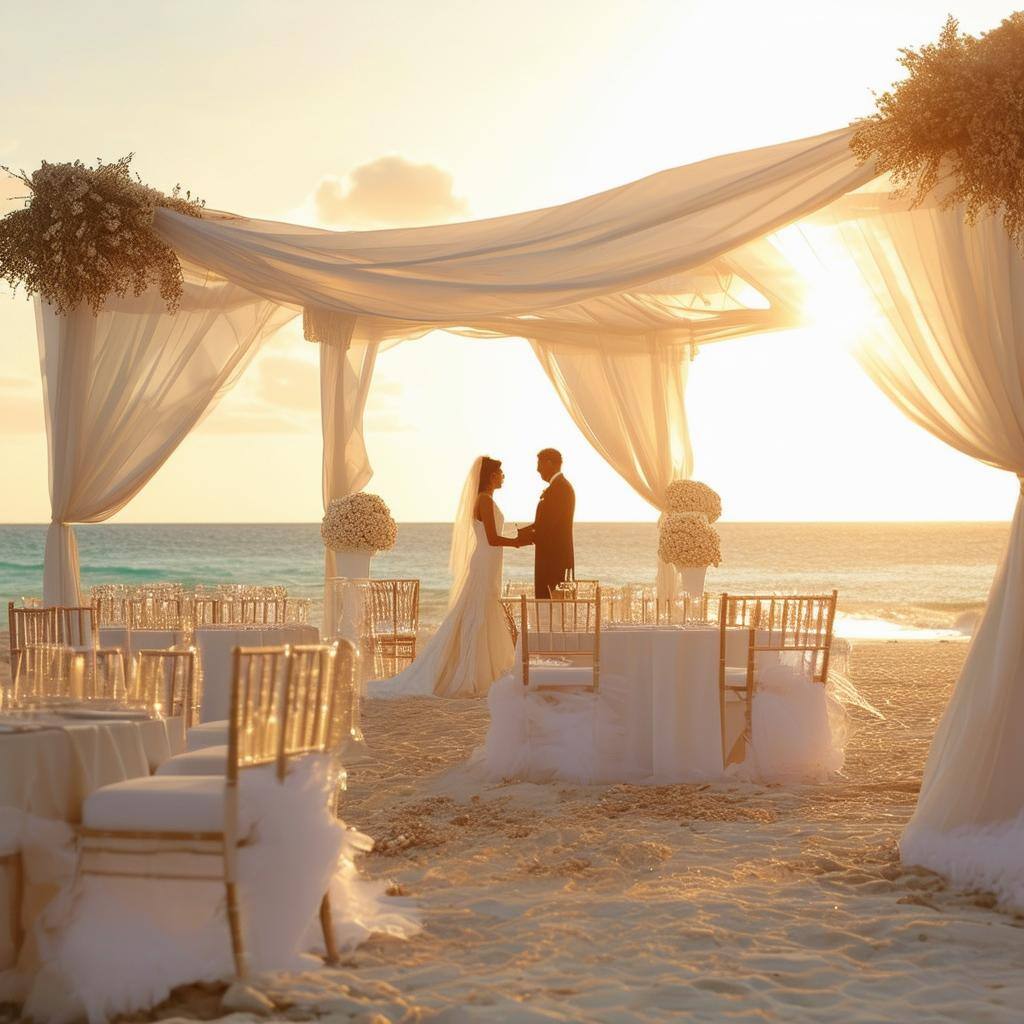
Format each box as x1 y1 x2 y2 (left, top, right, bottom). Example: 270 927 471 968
370 456 522 698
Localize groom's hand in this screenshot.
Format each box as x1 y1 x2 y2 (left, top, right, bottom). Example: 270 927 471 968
516 526 535 546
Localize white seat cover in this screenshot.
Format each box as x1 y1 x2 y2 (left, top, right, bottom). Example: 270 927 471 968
724 666 749 686
83 775 239 832
186 720 229 751
156 744 228 776
528 666 597 688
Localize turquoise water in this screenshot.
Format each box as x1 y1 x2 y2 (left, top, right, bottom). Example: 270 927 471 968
0 522 1009 636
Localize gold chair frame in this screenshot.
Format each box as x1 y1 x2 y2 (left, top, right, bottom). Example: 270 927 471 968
718 591 838 768
132 648 200 727
363 579 420 678
12 644 129 707
78 640 357 978
519 589 602 692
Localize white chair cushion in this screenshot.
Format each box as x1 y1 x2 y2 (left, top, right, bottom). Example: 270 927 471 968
724 667 749 687
528 666 597 688
82 776 240 832
186 720 228 751
156 745 228 776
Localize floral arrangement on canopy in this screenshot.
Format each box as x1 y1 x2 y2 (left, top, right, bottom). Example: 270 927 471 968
851 14 1024 250
658 480 722 569
321 493 398 553
0 154 203 314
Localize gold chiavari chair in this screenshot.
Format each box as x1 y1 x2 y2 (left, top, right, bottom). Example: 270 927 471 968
718 591 838 768
8 604 58 679
364 579 420 677
78 640 356 977
519 589 602 692
12 644 128 708
132 648 200 727
53 605 98 650
156 643 356 778
193 596 221 626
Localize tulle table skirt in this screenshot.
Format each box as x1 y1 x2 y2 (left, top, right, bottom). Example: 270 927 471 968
486 626 847 786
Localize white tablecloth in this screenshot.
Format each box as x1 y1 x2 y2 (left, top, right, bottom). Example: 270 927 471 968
195 624 319 722
98 627 183 660
602 625 753 781
0 713 184 971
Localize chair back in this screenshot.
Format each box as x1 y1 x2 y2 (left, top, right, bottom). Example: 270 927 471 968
54 606 98 648
13 644 127 706
720 591 838 681
365 579 420 636
228 641 356 783
9 604 58 658
501 580 534 599
519 589 601 691
363 579 420 676
132 648 199 725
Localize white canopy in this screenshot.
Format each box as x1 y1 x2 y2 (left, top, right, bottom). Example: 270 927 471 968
31 124 1024 906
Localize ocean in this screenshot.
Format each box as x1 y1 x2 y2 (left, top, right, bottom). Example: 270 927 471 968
0 522 1008 638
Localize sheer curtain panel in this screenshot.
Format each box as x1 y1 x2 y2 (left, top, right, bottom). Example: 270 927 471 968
38 275 293 604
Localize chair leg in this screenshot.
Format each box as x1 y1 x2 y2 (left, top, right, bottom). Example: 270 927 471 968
225 880 248 978
320 892 340 965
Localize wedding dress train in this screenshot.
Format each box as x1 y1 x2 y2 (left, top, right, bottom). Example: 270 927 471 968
369 504 514 699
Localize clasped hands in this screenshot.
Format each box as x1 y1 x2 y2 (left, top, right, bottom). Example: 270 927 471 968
514 525 535 548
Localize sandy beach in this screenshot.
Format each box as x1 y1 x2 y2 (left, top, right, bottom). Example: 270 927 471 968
3 636 1024 1022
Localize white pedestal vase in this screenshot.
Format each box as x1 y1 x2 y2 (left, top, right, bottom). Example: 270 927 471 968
677 565 708 598
330 548 373 760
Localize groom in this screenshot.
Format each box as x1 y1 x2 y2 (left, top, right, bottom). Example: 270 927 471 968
517 448 576 598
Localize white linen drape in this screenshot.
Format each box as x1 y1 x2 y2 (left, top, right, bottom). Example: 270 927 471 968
320 329 379 626
809 196 1024 906
38 274 293 604
531 336 693 597
155 129 872 338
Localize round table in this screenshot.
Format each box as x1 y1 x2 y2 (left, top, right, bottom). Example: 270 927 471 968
195 624 319 722
0 712 184 970
602 625 753 781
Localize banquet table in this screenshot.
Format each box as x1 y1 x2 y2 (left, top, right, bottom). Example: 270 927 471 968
98 626 184 661
0 711 185 971
195 624 319 722
601 625 754 781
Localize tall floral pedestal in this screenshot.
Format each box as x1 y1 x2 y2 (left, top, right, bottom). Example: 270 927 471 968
329 548 373 759
678 565 708 598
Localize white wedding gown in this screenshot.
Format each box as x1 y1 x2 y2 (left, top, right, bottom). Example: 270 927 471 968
370 506 514 699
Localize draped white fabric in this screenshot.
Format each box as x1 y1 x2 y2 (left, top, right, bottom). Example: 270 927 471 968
37 271 294 604
531 337 693 597
804 193 1024 905
320 332 378 626
153 128 872 335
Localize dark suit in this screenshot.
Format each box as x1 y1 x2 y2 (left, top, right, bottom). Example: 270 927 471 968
530 474 575 598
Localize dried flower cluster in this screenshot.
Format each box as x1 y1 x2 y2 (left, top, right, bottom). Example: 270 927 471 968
851 14 1024 250
0 155 203 314
664 479 722 522
321 492 398 553
658 512 721 569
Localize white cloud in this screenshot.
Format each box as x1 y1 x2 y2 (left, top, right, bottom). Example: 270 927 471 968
313 155 468 228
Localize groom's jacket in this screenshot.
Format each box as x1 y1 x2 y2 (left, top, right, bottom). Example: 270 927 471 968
532 474 575 599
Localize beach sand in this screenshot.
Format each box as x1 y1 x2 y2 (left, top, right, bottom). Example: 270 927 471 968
4 638 1024 1021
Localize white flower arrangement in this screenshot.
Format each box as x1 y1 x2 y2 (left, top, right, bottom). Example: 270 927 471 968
664 479 722 522
0 155 204 315
321 493 397 553
658 512 721 569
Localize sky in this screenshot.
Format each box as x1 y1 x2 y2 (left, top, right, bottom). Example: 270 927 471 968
0 0 1018 524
